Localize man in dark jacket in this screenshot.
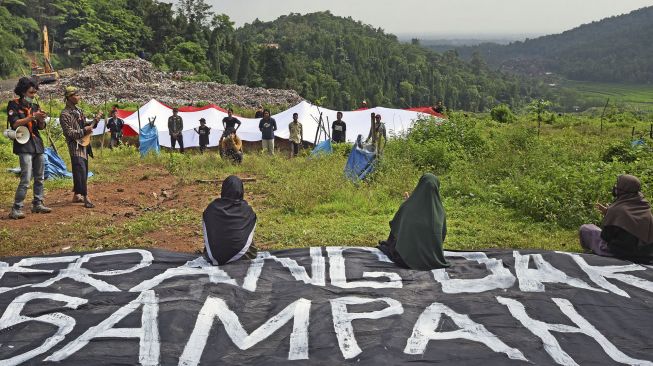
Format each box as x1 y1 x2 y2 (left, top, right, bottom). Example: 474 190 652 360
168 107 184 153
106 109 124 149
258 109 277 155
7 77 51 219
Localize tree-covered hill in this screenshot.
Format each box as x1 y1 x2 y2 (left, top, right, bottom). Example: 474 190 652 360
0 0 544 110
443 6 653 83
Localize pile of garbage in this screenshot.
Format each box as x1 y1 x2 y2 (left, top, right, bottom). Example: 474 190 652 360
1 59 304 108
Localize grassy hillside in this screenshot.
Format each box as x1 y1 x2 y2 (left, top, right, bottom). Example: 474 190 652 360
1 104 651 256
441 6 653 84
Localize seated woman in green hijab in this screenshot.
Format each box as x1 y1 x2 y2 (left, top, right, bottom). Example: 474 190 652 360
378 173 450 270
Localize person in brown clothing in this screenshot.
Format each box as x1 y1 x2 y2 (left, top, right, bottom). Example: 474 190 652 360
59 86 101 208
220 127 243 164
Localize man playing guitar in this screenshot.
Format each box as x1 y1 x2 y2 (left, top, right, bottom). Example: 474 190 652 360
59 86 102 208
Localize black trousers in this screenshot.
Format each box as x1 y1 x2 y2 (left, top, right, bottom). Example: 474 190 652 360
290 142 301 156
71 156 88 196
170 134 184 153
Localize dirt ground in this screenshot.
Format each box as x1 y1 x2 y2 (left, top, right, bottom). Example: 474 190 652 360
0 164 257 257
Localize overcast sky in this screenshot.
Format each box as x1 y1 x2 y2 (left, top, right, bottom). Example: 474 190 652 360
192 0 652 38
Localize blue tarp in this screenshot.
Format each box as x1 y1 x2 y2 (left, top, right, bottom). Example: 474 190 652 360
139 123 160 157
8 147 93 180
344 137 377 181
310 139 333 156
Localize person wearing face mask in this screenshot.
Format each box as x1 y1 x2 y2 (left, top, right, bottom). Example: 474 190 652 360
579 174 653 263
7 77 51 219
202 175 257 265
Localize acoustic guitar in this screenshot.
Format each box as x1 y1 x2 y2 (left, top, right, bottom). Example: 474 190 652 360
77 112 103 147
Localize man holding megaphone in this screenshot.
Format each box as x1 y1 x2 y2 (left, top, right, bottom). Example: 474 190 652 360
6 77 51 219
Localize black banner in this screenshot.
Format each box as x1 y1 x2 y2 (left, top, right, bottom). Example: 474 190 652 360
0 247 651 365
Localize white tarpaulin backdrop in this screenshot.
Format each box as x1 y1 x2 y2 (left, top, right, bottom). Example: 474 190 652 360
91 99 442 147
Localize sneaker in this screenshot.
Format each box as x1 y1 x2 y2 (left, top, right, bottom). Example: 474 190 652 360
84 200 95 209
73 194 84 203
31 204 52 213
9 209 25 219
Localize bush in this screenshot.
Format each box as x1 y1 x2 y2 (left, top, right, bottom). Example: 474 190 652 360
602 141 639 163
490 104 516 123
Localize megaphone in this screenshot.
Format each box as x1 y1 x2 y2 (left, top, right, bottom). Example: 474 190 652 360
3 126 31 144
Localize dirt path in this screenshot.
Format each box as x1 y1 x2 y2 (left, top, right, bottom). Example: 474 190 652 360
0 164 256 257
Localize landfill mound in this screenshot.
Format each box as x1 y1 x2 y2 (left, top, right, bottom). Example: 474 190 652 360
1 58 304 107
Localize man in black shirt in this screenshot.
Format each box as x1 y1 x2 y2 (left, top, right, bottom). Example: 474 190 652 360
258 110 277 155
220 108 241 147
194 118 211 154
331 111 347 143
7 77 51 219
106 109 125 149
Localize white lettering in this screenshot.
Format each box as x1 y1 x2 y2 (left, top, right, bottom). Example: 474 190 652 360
327 247 402 289
130 256 237 292
0 292 87 366
498 296 652 365
404 301 527 361
46 290 160 366
330 296 403 359
0 256 79 294
432 252 515 293
241 247 326 292
561 253 653 298
514 251 605 293
32 250 153 292
179 297 311 364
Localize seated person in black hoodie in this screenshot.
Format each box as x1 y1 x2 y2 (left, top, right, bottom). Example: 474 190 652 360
202 175 257 265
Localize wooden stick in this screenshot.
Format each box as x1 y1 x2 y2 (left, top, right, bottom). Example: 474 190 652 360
100 100 108 154
195 178 257 184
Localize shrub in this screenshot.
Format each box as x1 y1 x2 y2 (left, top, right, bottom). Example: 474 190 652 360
490 104 516 123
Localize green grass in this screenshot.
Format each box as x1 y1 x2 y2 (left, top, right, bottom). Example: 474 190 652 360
563 81 653 112
1 104 652 256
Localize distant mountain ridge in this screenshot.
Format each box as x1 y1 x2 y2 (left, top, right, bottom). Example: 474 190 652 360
441 6 653 83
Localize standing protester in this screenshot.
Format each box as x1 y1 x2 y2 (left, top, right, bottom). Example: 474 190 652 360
60 86 100 208
168 107 184 153
220 127 243 164
288 112 303 158
331 111 347 143
220 108 241 146
259 109 277 155
194 118 211 154
7 77 51 219
366 113 387 155
106 109 124 149
254 105 264 119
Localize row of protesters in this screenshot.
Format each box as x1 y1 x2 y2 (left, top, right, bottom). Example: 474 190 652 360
7 77 50 219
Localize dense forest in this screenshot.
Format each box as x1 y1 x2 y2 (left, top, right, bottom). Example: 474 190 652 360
0 0 550 110
441 6 653 83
